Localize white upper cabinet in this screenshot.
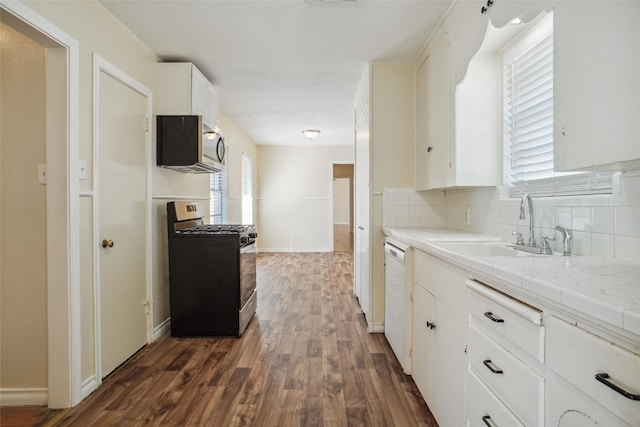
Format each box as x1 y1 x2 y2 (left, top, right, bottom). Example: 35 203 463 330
451 0 489 86
416 17 453 191
553 1 640 171
415 6 498 191
156 62 219 129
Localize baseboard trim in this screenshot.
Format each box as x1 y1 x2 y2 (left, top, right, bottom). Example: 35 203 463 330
369 322 385 333
81 376 99 400
152 318 171 340
0 388 48 407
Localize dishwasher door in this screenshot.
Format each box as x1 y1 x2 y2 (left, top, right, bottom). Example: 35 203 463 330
384 242 406 369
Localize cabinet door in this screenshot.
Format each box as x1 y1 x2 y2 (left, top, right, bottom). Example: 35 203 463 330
415 56 429 191
432 300 466 427
451 0 489 86
190 65 211 124
554 1 640 171
208 85 219 128
425 23 453 190
412 283 435 404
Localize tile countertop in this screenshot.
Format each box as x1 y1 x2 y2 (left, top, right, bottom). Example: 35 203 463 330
383 227 640 340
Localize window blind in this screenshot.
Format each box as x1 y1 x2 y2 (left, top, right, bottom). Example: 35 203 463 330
241 154 253 225
504 33 555 183
209 170 224 224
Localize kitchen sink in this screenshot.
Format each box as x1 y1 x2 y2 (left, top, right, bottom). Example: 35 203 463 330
433 242 526 257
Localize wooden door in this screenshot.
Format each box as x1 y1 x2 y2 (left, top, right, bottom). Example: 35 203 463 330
98 68 148 378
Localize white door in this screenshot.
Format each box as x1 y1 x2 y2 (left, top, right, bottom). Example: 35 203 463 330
354 105 371 323
98 68 149 378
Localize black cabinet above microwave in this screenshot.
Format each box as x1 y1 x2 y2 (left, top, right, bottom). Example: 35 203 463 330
157 115 225 173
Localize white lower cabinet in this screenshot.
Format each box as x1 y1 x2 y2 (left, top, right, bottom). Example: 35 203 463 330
411 283 435 405
409 251 639 427
468 325 544 427
466 368 525 427
546 370 631 427
547 316 640 426
411 250 467 427
412 282 466 427
465 280 545 427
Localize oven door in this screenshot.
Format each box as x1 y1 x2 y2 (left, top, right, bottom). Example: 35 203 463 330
238 240 257 335
239 241 256 306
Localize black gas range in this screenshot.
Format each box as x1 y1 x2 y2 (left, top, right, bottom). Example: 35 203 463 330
166 201 257 337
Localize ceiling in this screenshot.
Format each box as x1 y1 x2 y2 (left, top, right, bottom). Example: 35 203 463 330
100 0 453 146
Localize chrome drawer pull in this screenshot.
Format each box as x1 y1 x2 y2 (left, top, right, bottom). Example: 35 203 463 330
595 373 640 401
484 311 504 323
482 415 497 427
483 359 504 374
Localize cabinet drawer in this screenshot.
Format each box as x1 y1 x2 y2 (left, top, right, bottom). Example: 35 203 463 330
467 279 544 362
546 370 630 427
469 325 544 427
466 368 525 427
547 316 640 426
413 249 431 290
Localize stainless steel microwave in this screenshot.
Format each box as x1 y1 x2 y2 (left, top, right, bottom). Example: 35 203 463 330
157 115 226 173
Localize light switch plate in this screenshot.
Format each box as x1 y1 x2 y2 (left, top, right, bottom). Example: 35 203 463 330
79 160 87 180
38 164 47 184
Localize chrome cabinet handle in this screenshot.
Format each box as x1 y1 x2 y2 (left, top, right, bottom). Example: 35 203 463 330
595 373 640 401
483 359 503 374
482 415 497 427
484 312 504 323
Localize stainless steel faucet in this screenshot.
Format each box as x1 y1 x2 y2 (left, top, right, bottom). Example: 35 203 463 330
519 193 536 247
555 225 573 256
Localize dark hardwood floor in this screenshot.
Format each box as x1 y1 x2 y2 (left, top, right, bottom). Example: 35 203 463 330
7 252 437 426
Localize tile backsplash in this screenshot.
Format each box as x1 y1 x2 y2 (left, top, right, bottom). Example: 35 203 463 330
382 171 640 260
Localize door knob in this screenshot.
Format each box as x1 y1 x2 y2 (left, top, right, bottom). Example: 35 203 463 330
101 239 114 248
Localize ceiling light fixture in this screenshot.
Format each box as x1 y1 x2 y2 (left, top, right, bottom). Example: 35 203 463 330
302 129 321 139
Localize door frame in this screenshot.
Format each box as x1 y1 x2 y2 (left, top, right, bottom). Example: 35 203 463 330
0 0 82 407
330 162 354 252
92 54 153 384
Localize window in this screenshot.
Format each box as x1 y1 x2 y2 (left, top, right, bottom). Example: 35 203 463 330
241 154 253 225
502 13 613 197
209 170 224 224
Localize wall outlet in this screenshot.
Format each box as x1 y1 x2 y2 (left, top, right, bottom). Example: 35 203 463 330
464 208 470 224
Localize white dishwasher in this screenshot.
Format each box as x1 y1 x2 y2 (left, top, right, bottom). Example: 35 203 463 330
384 240 410 372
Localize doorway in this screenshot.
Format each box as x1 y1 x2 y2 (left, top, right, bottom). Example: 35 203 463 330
0 1 81 407
332 163 354 252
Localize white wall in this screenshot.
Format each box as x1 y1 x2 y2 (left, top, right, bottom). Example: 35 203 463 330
382 171 640 260
219 112 259 225
257 145 354 252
